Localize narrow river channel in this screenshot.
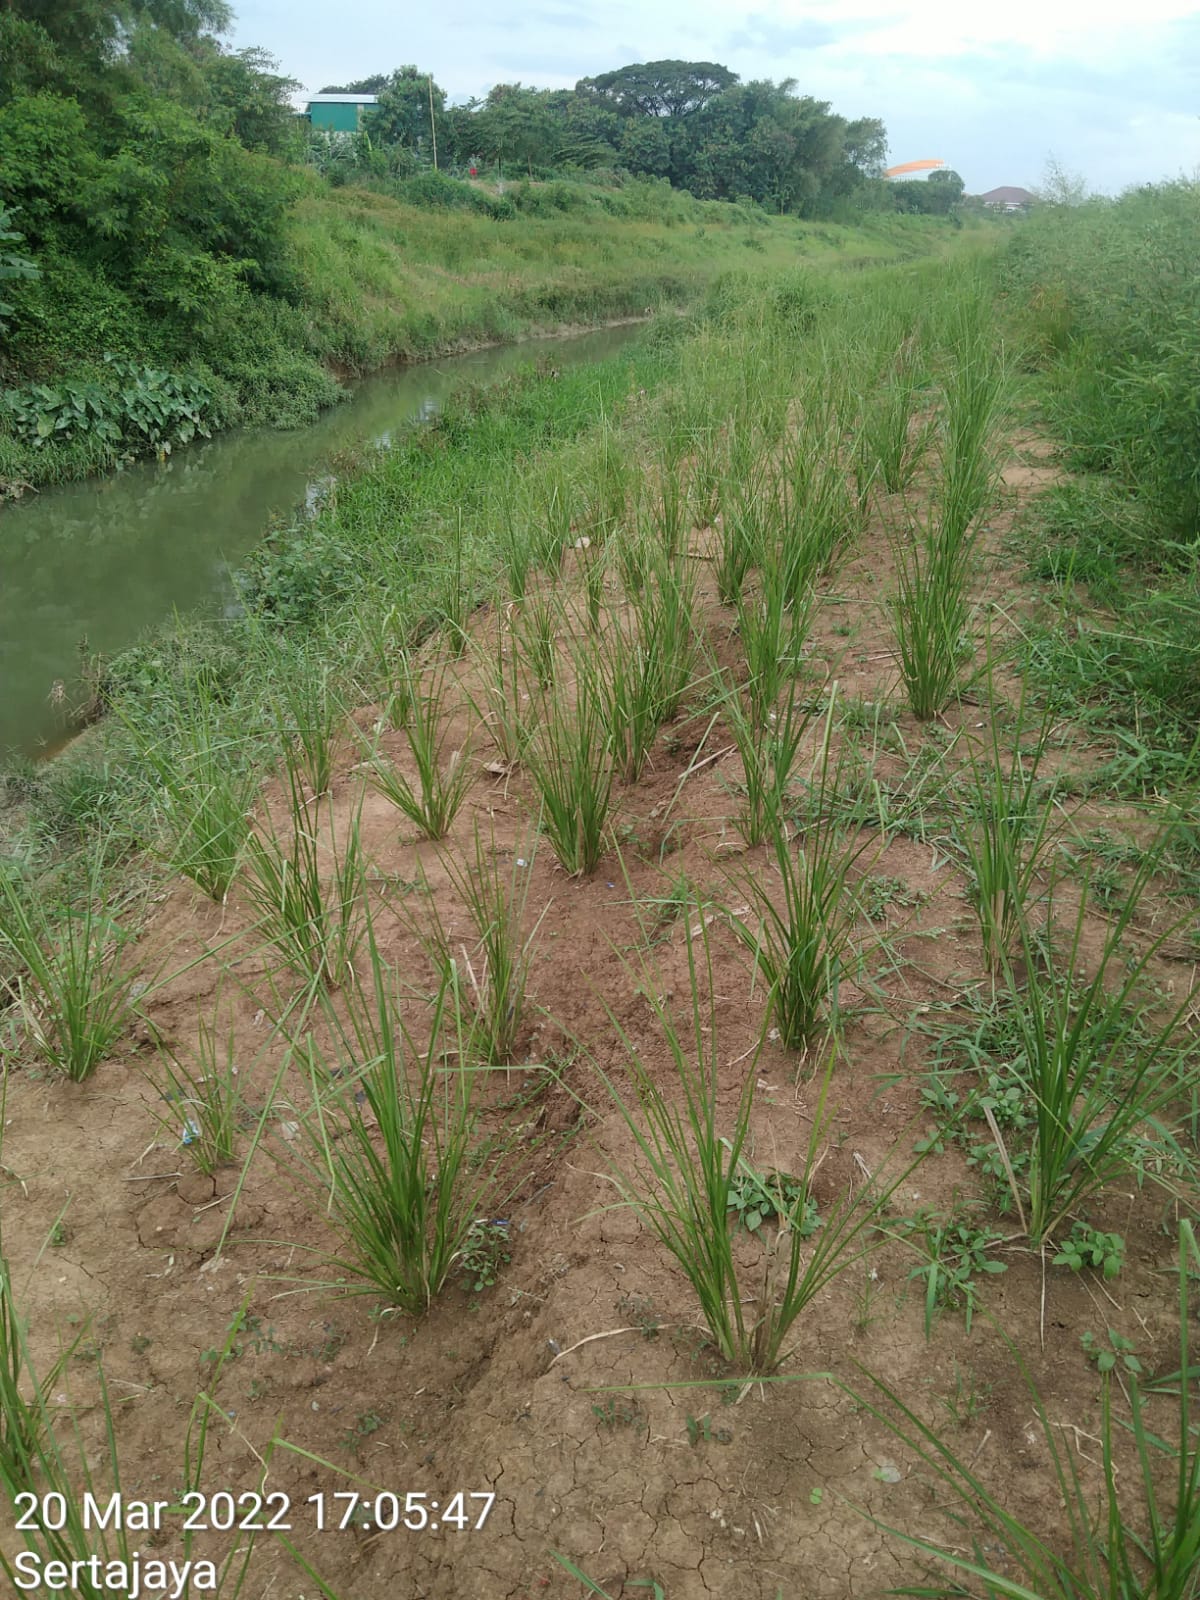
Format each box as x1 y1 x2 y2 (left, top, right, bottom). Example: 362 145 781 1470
0 323 644 757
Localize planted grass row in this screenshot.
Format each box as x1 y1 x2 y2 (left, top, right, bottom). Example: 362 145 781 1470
4 233 1196 1600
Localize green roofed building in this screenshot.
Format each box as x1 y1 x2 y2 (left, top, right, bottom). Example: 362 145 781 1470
305 94 379 133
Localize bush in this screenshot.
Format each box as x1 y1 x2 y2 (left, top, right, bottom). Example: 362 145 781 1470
0 359 214 452
1003 181 1200 542
394 170 497 215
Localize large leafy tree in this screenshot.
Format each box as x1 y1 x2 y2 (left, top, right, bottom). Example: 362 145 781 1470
0 0 303 375
618 119 671 178
844 117 887 177
667 79 867 212
201 44 301 156
577 60 737 121
371 66 446 157
470 84 561 176
319 74 388 94
891 169 964 215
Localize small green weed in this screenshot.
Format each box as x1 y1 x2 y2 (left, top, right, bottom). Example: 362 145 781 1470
903 1211 1008 1337
1054 1221 1125 1280
685 1413 732 1447
591 1397 644 1431
1082 1327 1141 1377
459 1219 511 1293
724 1148 819 1236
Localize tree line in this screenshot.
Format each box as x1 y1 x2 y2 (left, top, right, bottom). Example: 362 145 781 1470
318 60 894 216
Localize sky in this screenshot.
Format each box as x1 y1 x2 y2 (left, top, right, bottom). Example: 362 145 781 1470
229 0 1200 195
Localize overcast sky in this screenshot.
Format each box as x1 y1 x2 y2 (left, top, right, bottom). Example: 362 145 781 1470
229 0 1200 194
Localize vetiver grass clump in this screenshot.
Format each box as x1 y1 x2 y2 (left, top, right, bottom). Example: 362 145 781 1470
363 655 474 841
242 767 365 988
280 932 502 1313
729 694 884 1053
525 652 616 877
0 852 136 1081
591 914 913 1374
119 674 254 903
927 796 1200 1250
993 851 1199 1246
888 298 1011 721
955 664 1062 974
599 546 700 784
413 826 545 1065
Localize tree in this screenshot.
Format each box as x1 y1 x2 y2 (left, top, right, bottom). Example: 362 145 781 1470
319 74 388 94
200 45 301 157
0 203 38 337
372 66 446 159
1036 156 1088 206
467 84 560 176
547 91 620 168
577 60 737 121
926 168 965 211
669 79 857 212
844 117 887 178
0 0 230 70
618 118 670 177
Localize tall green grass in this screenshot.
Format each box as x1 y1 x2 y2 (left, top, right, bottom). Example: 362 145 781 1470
267 641 345 803
280 936 500 1312
854 332 932 495
992 852 1198 1245
415 826 545 1064
525 658 616 877
155 1009 245 1176
887 298 1009 721
362 655 475 840
119 677 254 902
0 856 136 1081
935 293 1010 549
722 670 814 848
736 559 811 733
600 549 700 783
888 507 975 721
956 671 1061 974
467 621 540 769
1002 180 1200 542
590 912 912 1373
242 771 365 987
728 695 883 1053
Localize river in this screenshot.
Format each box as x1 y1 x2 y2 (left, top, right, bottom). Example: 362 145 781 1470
0 323 643 757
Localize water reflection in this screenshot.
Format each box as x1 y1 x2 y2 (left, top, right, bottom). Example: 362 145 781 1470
0 325 640 755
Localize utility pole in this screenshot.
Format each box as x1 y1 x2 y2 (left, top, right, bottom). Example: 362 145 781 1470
428 75 438 170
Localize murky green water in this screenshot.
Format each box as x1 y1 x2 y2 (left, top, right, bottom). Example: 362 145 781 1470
0 324 643 758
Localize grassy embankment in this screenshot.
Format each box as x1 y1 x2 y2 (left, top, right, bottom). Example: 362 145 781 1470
997 180 1200 788
0 173 946 490
0 198 1198 1599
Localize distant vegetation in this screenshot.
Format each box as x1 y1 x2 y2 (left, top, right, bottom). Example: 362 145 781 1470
317 60 890 216
0 3 979 488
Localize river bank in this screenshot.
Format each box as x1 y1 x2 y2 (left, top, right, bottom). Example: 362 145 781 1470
0 180 948 494
0 322 647 757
